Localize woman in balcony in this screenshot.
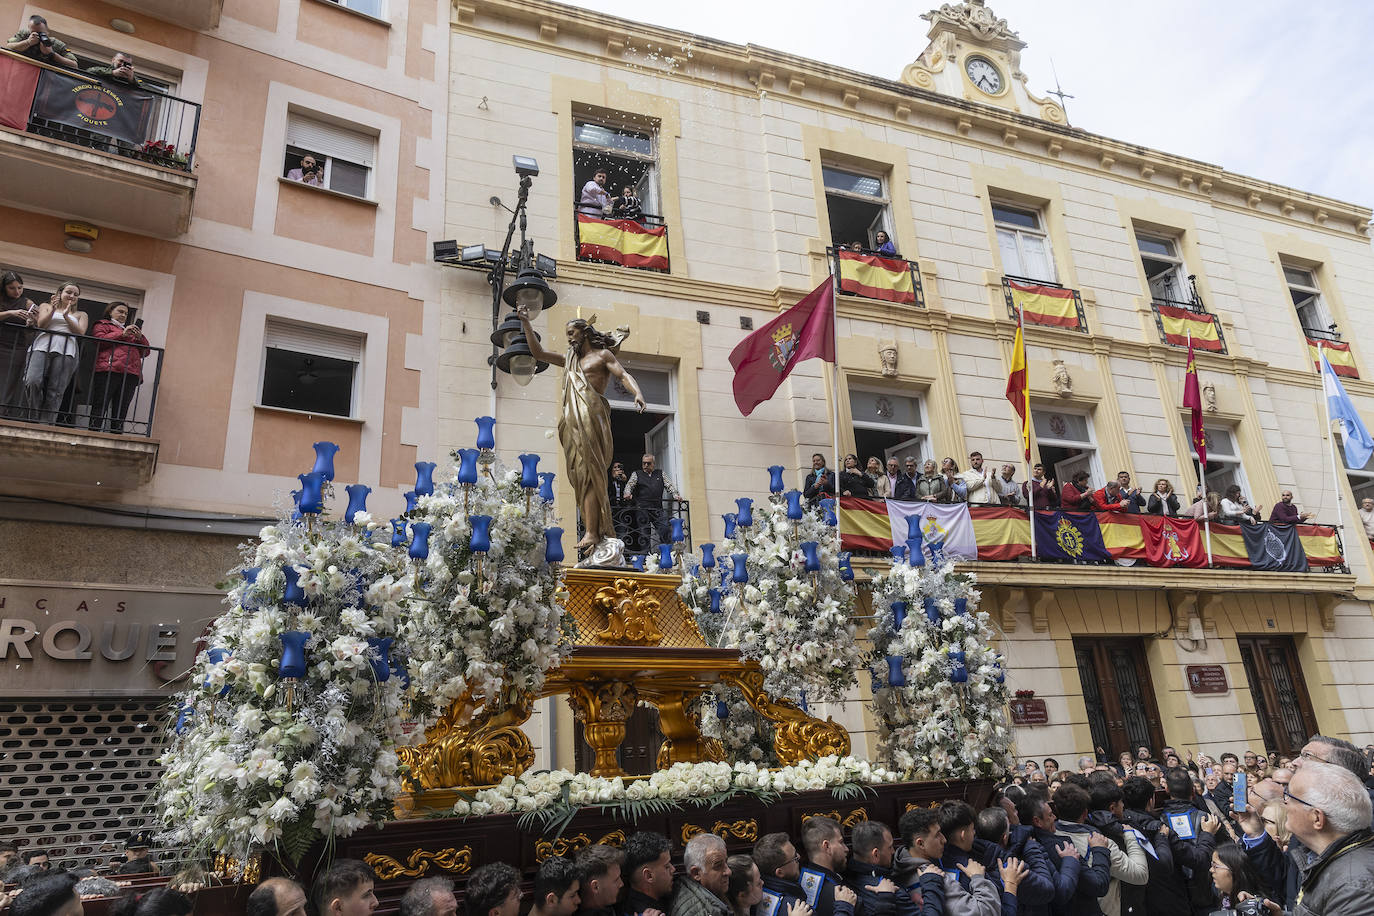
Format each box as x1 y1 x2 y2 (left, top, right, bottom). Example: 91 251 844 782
88 302 149 434
873 230 897 257
1146 478 1180 515
838 453 874 498
22 281 87 426
0 270 37 417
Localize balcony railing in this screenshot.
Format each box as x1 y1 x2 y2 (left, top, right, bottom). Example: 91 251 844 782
1002 275 1088 333
1302 325 1344 343
578 497 692 557
828 246 925 308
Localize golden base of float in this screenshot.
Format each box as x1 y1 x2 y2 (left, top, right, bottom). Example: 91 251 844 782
394 568 850 814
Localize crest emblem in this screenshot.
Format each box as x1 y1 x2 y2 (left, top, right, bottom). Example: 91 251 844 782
769 323 799 372
1054 517 1084 558
73 85 122 125
1161 523 1190 562
1262 528 1287 562
921 514 948 545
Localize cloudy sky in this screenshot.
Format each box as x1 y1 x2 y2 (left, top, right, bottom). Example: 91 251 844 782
576 0 1374 214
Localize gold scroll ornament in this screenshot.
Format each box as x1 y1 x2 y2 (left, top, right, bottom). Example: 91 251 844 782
398 693 536 790
593 578 664 645
801 808 870 829
681 818 759 845
534 829 628 863
720 669 850 764
364 845 473 880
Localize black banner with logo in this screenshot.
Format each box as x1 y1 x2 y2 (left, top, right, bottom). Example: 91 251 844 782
31 69 154 144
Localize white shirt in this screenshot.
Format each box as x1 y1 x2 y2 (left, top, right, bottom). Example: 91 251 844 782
579 180 612 215
959 467 997 505
1220 497 1256 524
31 307 80 358
1360 507 1374 539
994 475 1022 505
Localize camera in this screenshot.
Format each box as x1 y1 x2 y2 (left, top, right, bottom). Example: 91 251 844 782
38 34 52 45
1234 897 1268 916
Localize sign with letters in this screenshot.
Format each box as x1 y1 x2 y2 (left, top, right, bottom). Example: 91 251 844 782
1186 665 1229 694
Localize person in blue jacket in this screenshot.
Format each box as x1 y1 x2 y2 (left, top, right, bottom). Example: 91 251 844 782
846 820 917 916
873 231 898 257
976 806 1056 913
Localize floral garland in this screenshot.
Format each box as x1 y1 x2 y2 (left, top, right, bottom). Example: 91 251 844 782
401 453 572 716
866 558 1014 779
156 464 414 865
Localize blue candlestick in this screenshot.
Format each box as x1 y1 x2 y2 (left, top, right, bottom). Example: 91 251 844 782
469 515 493 553
886 655 907 688
906 537 926 566
297 472 325 515
731 553 749 584
800 540 821 572
954 597 969 616
544 527 565 564
994 660 1006 684
278 630 311 679
735 498 754 527
767 465 786 494
241 567 260 607
784 489 804 521
518 454 540 489
456 449 480 486
923 596 940 625
700 543 716 569
367 637 393 682
927 541 945 564
413 461 437 497
310 441 339 481
409 522 432 561
889 545 907 563
174 705 195 735
290 489 302 522
538 472 556 501
723 513 738 539
474 416 496 451
820 498 837 526
890 601 907 632
630 554 646 571
906 514 924 542
392 661 411 690
658 543 674 569
838 552 854 582
282 566 307 607
950 659 969 684
403 490 418 514
391 519 407 548
798 690 809 713
344 484 371 523
204 648 231 696
708 587 723 612
670 517 685 543
716 700 730 719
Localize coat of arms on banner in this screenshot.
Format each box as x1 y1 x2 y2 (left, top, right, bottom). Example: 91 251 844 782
1162 522 1190 562
921 514 948 545
1055 517 1084 557
769 323 798 372
1262 527 1287 563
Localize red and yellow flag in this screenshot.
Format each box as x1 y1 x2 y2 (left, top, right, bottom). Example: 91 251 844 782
836 249 917 304
1157 304 1223 352
1307 338 1359 379
576 214 669 270
1006 309 1029 460
1007 280 1080 330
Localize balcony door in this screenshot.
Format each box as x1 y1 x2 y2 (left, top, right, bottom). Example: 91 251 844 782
1074 638 1166 757
1238 636 1318 758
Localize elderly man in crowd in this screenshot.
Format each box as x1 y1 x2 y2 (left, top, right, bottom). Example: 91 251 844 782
671 833 731 916
248 878 309 916
1286 760 1374 915
994 464 1023 506
5 14 79 68
1360 497 1374 539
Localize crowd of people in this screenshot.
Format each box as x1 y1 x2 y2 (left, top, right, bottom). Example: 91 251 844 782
0 270 151 433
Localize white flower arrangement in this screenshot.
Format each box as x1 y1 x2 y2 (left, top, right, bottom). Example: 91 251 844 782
866 559 1015 780
401 455 572 715
696 685 778 767
155 489 415 866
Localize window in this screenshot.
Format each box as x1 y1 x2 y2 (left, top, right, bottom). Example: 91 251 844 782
1284 265 1334 337
1137 233 1193 305
823 165 890 251
1344 444 1374 505
1195 425 1249 498
1032 408 1100 489
260 319 362 418
283 113 376 199
322 0 385 16
993 202 1056 283
848 386 929 468
604 363 682 551
573 115 660 223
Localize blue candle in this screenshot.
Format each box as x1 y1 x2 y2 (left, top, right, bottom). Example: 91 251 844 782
630 554 646 571
731 553 749 584
413 461 437 497
310 441 340 481
723 513 738 539
538 472 556 501
767 465 786 494
403 490 418 514
390 519 407 548
518 454 540 489
735 498 754 527
544 527 565 564
927 541 945 565
174 705 195 735
344 484 371 523
906 515 924 542
954 597 969 616
798 691 809 713
282 566 307 607
890 601 907 632
993 659 1006 684
784 489 804 521
800 540 821 572
886 655 907 688
409 522 432 561
278 631 311 679
700 543 716 569
906 537 926 566
838 552 854 582
204 648 231 696
367 637 393 682
241 567 260 607
820 498 837 526
290 489 302 522
889 545 907 563
658 543 674 569
670 517 685 544
950 649 969 684
923 596 940 625
469 515 493 553
297 472 325 515
474 416 496 451
716 700 730 719
456 448 480 486
708 587 723 612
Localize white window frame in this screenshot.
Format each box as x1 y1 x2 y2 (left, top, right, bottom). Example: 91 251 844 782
607 361 681 492
1136 232 1191 305
1283 265 1334 335
823 164 893 246
993 202 1057 283
285 111 378 200
20 271 145 314
573 114 661 220
1031 407 1102 486
848 385 930 464
1195 425 1251 500
259 317 364 419
323 0 387 17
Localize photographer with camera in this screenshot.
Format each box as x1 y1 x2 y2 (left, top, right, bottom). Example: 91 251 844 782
287 154 325 187
5 14 79 68
1207 843 1278 916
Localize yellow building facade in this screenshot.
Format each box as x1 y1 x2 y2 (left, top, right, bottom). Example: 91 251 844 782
438 0 1374 766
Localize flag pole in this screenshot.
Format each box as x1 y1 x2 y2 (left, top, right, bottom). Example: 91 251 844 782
1020 304 1037 560
1189 329 1213 566
1318 344 1347 534
830 268 843 561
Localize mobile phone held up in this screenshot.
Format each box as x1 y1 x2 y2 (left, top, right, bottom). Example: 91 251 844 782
134 318 144 329
1233 771 1247 813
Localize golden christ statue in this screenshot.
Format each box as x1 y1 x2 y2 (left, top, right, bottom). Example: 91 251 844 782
519 304 644 564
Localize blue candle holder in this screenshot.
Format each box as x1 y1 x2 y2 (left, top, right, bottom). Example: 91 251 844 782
474 416 496 451
730 553 749 584
838 552 854 582
708 587 723 613
927 541 945 565
409 522 432 561
174 705 195 735
906 537 926 566
544 527 564 564
993 659 1006 684
954 597 969 616
538 472 556 501
784 489 804 521
241 567 260 608
800 540 821 572
905 514 924 542
630 554 646 571
310 441 339 481
344 484 371 523
367 637 393 682
723 513 738 539
469 515 493 553
204 648 231 697
950 656 969 684
670 517 684 544
413 461 437 497
735 498 754 528
798 691 809 713
767 465 786 494
278 631 311 679
923 596 940 625
403 490 418 514
889 545 907 563
886 655 907 688
716 700 730 719
890 601 907 632
658 543 674 569
282 566 307 607
820 498 837 526
456 449 480 486
518 454 540 490
700 543 716 569
391 519 407 548
297 472 325 515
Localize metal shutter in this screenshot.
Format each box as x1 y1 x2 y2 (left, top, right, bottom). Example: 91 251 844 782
285 112 376 167
264 317 363 362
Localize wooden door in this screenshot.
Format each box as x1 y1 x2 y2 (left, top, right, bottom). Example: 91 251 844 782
1238 636 1318 758
1074 638 1166 757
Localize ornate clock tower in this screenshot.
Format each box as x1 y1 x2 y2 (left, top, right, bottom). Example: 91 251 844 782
901 0 1067 126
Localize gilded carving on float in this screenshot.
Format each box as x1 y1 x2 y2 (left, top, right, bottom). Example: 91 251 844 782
681 818 760 845
720 669 851 764
364 846 473 879
398 693 536 790
802 808 870 828
534 829 628 862
593 578 665 645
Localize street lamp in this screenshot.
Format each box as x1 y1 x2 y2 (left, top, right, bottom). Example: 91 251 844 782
433 155 557 389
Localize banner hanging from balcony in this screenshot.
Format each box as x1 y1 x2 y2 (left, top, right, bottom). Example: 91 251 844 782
1097 513 1208 568
1007 280 1082 330
1307 338 1359 379
837 498 975 559
835 249 918 304
0 54 40 131
30 70 156 144
576 214 668 270
1156 304 1224 352
1032 510 1112 562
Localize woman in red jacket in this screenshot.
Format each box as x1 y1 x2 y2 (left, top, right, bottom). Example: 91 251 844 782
88 302 149 433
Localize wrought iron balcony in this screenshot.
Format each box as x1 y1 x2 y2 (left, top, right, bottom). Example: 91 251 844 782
578 497 693 557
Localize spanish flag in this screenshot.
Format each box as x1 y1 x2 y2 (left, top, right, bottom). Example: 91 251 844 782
1298 524 1343 567
836 249 917 304
1157 304 1223 352
1307 338 1358 379
1006 313 1029 460
576 214 669 270
1008 280 1080 330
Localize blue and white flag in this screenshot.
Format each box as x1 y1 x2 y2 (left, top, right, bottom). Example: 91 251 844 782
1322 350 1374 469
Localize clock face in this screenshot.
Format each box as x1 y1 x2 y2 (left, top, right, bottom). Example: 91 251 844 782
965 56 1003 94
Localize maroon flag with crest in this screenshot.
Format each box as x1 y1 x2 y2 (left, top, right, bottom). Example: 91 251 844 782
1183 335 1207 469
729 280 835 416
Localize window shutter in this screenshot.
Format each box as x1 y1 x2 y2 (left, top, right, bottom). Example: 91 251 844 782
286 113 376 167
265 318 363 362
